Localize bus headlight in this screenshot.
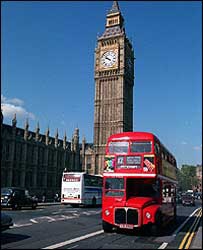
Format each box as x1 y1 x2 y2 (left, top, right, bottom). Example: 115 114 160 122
145 212 151 219
105 209 110 216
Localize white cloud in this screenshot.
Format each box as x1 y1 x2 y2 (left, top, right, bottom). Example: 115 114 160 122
1 95 24 106
1 94 35 121
9 98 24 106
181 141 187 145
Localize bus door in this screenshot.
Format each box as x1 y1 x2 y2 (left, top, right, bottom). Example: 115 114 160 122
161 181 176 223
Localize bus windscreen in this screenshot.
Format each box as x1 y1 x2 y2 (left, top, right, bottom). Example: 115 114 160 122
130 142 152 153
108 142 129 154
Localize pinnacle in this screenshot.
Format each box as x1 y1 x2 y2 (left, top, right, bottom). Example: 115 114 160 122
109 1 120 14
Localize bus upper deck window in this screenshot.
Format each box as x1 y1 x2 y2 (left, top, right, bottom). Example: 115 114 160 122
108 141 129 154
130 141 152 153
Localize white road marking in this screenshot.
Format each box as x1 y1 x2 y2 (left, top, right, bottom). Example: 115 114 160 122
73 213 79 216
10 210 101 229
33 216 57 222
42 230 104 249
60 215 79 219
82 212 91 215
68 245 79 249
12 223 33 228
158 242 168 249
158 207 201 249
173 208 200 236
30 219 38 223
47 216 56 222
52 211 60 215
81 211 101 216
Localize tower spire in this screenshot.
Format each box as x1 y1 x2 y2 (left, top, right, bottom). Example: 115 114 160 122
100 0 125 37
109 1 120 14
12 113 17 127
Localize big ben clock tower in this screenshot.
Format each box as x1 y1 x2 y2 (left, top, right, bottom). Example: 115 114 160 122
93 1 135 175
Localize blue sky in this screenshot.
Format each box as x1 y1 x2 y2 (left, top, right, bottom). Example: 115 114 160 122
1 1 202 167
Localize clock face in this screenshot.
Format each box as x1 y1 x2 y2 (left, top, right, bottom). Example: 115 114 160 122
101 51 117 68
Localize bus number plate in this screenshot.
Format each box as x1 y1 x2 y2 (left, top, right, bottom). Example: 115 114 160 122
119 224 134 229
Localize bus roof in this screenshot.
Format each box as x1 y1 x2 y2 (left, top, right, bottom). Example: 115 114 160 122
107 132 155 141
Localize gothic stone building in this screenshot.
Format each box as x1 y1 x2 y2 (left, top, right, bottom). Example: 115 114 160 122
1 2 135 192
1 114 81 200
82 1 135 175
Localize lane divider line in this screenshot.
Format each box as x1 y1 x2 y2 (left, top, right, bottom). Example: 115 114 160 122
178 208 202 249
173 207 201 236
42 230 104 249
158 207 201 249
184 209 202 249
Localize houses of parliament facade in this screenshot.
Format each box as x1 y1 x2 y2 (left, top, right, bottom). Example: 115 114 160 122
1 1 135 198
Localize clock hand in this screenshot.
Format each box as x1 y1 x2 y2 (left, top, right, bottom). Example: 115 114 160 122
106 57 111 61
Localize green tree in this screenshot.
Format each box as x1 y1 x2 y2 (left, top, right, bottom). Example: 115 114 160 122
177 165 198 192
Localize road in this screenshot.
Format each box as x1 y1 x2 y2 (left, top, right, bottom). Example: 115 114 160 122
1 200 202 249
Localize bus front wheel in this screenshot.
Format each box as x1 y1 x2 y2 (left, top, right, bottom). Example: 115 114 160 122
102 220 113 233
150 213 162 236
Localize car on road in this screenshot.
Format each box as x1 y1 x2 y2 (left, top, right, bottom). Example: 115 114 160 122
176 193 182 204
194 192 202 200
1 212 13 231
182 194 195 206
1 187 38 210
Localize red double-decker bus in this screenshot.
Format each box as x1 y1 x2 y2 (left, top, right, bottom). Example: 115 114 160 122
102 132 178 235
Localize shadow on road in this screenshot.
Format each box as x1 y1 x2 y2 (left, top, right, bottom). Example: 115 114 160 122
1 232 30 245
114 215 188 237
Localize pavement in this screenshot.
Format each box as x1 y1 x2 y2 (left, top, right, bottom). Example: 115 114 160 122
38 202 202 249
190 223 202 249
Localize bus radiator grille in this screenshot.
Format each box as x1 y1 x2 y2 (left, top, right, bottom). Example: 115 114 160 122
127 209 138 225
115 208 138 225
